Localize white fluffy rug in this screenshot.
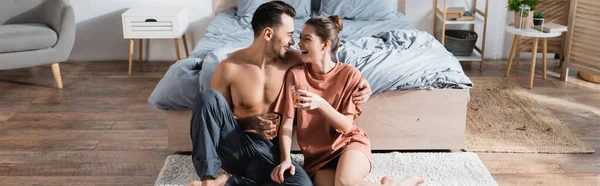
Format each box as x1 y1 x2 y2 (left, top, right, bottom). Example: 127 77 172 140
155 152 497 186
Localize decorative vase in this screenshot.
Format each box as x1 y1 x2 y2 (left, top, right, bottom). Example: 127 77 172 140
514 12 533 29
533 18 544 26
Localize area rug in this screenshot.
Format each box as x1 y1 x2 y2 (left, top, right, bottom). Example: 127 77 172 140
155 152 497 186
466 77 594 153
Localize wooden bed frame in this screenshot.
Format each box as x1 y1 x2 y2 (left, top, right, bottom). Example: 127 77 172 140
167 0 468 151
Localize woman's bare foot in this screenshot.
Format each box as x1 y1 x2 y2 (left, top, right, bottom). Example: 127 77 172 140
381 176 424 186
187 174 230 186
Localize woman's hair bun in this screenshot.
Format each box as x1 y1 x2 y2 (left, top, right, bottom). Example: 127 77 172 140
328 15 343 33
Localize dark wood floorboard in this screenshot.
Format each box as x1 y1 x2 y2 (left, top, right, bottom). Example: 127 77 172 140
0 59 599 185
0 61 171 185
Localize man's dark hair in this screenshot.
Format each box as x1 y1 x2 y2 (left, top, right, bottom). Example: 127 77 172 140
251 1 296 37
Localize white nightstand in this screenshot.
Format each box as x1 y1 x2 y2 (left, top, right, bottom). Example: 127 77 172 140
504 24 565 89
122 6 189 75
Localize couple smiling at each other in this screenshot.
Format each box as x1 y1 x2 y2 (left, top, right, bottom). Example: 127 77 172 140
188 1 424 186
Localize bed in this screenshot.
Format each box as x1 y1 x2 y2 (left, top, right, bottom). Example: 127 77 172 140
161 0 473 151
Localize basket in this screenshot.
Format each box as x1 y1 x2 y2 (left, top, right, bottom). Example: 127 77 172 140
444 30 478 56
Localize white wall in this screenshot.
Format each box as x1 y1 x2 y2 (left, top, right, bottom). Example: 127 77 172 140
69 0 518 61
405 0 511 59
68 0 213 61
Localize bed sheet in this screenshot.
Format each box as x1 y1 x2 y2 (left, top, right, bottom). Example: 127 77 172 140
148 9 472 110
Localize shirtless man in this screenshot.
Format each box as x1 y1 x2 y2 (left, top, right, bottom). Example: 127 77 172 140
188 1 372 186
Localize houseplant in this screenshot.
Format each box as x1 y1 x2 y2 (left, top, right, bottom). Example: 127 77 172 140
533 11 544 26
508 0 540 29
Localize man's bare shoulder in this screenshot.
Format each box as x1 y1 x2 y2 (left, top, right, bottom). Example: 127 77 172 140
226 49 247 63
214 58 238 74
215 49 249 73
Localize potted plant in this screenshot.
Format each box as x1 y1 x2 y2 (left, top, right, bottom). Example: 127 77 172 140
507 0 540 29
533 11 544 26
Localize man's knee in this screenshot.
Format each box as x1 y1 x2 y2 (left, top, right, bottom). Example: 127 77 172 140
283 174 313 186
296 175 314 186
193 89 224 109
194 89 220 104
190 89 225 133
288 166 314 186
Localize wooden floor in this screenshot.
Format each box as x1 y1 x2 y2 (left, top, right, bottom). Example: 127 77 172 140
465 60 600 186
0 59 599 185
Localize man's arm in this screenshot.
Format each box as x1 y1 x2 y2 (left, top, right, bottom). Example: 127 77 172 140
210 60 234 109
285 49 304 66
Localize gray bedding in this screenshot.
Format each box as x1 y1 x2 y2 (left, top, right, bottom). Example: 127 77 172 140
339 29 473 93
148 9 473 110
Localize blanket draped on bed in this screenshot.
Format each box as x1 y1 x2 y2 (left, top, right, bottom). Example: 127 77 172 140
148 10 473 110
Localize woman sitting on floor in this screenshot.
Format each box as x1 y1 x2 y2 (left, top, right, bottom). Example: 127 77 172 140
270 15 424 186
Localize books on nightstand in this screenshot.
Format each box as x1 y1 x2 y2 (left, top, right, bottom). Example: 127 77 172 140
445 7 475 21
535 23 568 33
456 15 474 21
446 7 465 19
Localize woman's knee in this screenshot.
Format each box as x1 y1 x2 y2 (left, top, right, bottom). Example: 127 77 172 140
335 176 361 186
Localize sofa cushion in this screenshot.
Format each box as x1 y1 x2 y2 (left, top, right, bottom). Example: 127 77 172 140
0 23 57 53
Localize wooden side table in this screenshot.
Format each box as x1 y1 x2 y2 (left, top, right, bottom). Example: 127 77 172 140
122 6 189 75
504 24 564 89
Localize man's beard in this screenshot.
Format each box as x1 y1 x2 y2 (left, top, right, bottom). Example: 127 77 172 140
273 46 286 60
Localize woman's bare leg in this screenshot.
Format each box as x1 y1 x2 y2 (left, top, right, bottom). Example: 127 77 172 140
334 150 371 186
334 150 423 186
314 168 336 186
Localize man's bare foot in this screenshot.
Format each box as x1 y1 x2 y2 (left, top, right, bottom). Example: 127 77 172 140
381 176 424 186
187 181 203 186
187 174 230 186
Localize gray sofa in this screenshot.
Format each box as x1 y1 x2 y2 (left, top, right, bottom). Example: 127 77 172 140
0 0 75 89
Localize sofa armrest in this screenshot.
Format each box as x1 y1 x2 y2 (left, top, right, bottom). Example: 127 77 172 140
6 0 67 31
53 4 76 61
4 0 75 60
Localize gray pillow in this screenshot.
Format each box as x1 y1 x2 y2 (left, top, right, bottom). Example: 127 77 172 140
147 58 202 110
319 0 397 21
237 0 311 19
237 0 268 18
280 0 311 18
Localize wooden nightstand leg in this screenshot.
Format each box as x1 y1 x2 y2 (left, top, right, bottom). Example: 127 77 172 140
543 38 548 79
139 39 143 64
128 39 134 75
182 34 190 58
529 38 539 89
515 39 521 67
505 35 519 78
174 38 181 60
